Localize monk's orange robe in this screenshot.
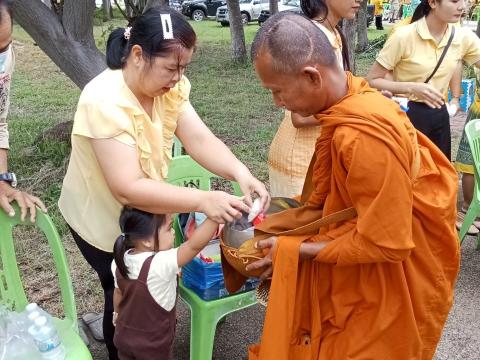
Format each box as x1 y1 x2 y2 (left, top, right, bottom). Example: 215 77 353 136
250 73 459 359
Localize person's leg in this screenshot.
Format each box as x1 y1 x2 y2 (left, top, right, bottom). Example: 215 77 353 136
462 173 475 210
429 107 451 160
70 227 119 360
375 15 384 30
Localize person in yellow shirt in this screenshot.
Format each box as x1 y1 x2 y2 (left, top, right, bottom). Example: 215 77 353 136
58 7 269 359
373 0 385 29
367 0 480 160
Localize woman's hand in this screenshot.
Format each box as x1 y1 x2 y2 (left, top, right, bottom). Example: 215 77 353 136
234 167 270 212
408 83 445 109
200 191 250 224
447 97 460 116
245 236 277 280
0 182 47 222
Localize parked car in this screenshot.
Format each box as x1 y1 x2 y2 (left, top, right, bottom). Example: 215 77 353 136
257 0 300 26
216 0 272 27
258 2 374 27
182 0 226 21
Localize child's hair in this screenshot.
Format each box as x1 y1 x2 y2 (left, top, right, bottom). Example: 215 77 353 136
113 207 167 278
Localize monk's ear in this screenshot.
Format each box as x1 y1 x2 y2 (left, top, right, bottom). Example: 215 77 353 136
302 66 322 86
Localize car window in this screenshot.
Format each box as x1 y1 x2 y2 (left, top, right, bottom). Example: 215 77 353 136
261 0 269 3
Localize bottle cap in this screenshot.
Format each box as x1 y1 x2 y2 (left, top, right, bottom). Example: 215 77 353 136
34 316 47 327
26 303 38 312
28 311 40 321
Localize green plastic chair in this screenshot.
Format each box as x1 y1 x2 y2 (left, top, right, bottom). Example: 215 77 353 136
167 155 258 360
459 119 480 248
172 135 183 158
0 203 92 359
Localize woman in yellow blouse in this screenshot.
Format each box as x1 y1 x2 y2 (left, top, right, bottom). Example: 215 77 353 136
58 8 268 359
268 0 360 198
367 0 480 160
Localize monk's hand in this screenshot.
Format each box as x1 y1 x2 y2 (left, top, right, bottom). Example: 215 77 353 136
245 236 277 280
408 83 444 109
0 181 47 222
201 191 249 224
234 167 271 212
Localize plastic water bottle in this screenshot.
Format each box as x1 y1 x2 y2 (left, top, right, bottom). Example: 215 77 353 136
25 303 54 326
28 316 65 359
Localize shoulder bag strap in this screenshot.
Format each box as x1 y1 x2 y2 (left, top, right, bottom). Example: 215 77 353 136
425 26 455 84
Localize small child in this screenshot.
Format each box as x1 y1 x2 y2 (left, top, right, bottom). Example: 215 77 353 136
111 206 218 359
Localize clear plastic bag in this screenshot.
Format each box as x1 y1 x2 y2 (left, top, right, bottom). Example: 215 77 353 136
0 305 41 360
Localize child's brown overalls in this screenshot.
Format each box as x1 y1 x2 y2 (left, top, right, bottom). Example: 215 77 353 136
114 255 177 360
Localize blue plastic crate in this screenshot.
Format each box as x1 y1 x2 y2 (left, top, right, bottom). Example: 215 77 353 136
182 256 259 301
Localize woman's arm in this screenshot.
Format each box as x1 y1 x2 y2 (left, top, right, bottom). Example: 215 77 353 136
448 62 462 113
366 61 445 109
90 138 249 223
175 103 270 209
290 113 320 128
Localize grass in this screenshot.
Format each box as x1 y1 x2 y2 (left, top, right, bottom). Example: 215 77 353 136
7 17 389 359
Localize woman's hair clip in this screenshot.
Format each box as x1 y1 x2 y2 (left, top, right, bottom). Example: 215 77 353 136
120 232 126 239
124 26 132 40
160 14 174 40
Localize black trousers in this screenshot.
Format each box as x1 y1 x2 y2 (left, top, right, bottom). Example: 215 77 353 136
70 227 119 360
375 15 384 30
407 101 451 160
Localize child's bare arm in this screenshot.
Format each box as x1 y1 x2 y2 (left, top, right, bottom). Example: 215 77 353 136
113 287 122 326
177 218 219 267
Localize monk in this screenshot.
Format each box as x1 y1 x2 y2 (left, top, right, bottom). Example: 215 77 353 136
246 12 459 360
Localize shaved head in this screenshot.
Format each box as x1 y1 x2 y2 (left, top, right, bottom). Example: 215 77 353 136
251 11 337 74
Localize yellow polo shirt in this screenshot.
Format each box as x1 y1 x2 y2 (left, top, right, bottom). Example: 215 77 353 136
59 69 190 251
376 17 480 99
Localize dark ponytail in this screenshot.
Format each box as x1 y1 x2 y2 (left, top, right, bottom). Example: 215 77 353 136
113 207 167 278
106 28 129 69
337 26 351 72
106 6 197 70
300 0 327 21
411 0 432 23
114 233 132 279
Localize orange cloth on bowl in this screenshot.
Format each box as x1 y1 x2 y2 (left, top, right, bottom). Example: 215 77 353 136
249 73 459 360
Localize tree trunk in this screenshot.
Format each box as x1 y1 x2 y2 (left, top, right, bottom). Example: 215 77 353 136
102 0 112 21
13 0 106 90
356 0 368 52
226 0 247 62
342 18 357 73
269 0 278 15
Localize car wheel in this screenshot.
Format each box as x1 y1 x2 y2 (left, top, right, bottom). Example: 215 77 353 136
191 9 205 22
241 12 249 26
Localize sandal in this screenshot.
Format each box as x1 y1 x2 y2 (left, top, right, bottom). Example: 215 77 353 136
456 210 479 236
82 311 104 342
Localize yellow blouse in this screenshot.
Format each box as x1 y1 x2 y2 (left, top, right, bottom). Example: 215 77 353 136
59 69 191 251
377 17 480 100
